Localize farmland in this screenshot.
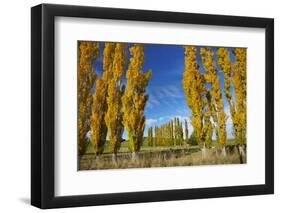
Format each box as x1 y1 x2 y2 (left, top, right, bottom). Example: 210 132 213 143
77 42 247 170
79 139 245 170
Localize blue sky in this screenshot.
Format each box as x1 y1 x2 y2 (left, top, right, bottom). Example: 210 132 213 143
93 43 236 140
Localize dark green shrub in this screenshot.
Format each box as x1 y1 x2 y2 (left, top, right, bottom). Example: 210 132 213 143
188 133 199 146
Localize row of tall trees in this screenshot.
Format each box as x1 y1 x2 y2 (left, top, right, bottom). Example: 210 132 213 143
122 45 152 160
182 46 246 160
217 47 247 160
78 42 99 156
147 117 189 147
200 48 227 156
78 41 152 160
79 42 246 162
182 46 213 158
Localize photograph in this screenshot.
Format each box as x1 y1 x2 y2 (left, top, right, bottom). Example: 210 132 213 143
78 41 247 170
29 2 274 209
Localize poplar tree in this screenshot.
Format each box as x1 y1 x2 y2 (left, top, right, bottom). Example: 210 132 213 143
203 103 214 147
78 41 99 156
172 117 183 146
173 118 176 145
122 44 152 160
178 118 184 145
170 120 174 146
184 119 189 144
182 46 209 158
153 119 184 147
105 43 127 159
154 126 158 146
232 48 247 147
148 127 153 146
200 48 227 156
91 43 116 156
217 47 247 162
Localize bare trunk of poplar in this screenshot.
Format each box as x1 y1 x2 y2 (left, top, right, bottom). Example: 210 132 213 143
236 144 246 164
95 155 100 161
239 144 246 163
201 143 208 160
221 146 227 158
93 154 100 169
112 153 117 164
131 152 138 161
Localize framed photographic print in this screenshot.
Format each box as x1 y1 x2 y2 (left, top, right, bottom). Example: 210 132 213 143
31 3 274 209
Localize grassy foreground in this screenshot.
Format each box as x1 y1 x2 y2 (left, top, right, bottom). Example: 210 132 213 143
79 140 246 170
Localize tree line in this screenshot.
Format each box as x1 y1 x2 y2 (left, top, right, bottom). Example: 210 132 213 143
78 41 152 160
182 46 246 161
147 117 189 147
78 42 246 162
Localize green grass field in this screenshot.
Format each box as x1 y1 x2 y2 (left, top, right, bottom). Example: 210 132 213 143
80 138 245 170
85 137 237 154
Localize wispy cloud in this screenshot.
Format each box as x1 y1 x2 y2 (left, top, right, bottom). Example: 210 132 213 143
154 85 184 99
147 93 161 109
145 118 158 126
146 85 185 109
160 85 183 98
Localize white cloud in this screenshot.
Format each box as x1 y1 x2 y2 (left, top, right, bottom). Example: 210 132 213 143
145 118 158 126
146 93 161 109
146 85 186 109
154 85 184 99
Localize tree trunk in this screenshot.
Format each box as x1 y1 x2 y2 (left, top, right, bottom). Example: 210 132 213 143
112 153 117 164
201 143 208 160
131 152 138 161
236 144 245 164
221 146 226 158
239 144 246 162
95 155 100 161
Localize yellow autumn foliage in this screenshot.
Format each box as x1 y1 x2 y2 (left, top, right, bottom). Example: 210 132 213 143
184 119 189 144
182 46 213 148
78 41 99 156
232 48 247 145
217 47 247 145
154 118 181 146
148 127 153 146
174 117 184 145
122 44 152 153
200 48 227 147
105 43 127 154
91 43 116 155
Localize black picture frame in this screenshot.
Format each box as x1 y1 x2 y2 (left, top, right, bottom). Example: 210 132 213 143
31 3 274 209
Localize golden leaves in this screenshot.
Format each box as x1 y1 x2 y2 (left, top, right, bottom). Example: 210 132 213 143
183 46 246 148
105 43 127 154
200 47 227 146
122 44 152 152
78 41 99 156
148 127 153 146
91 43 118 155
184 119 189 144
91 78 108 155
217 47 247 145
182 46 208 147
232 48 247 145
154 118 181 146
